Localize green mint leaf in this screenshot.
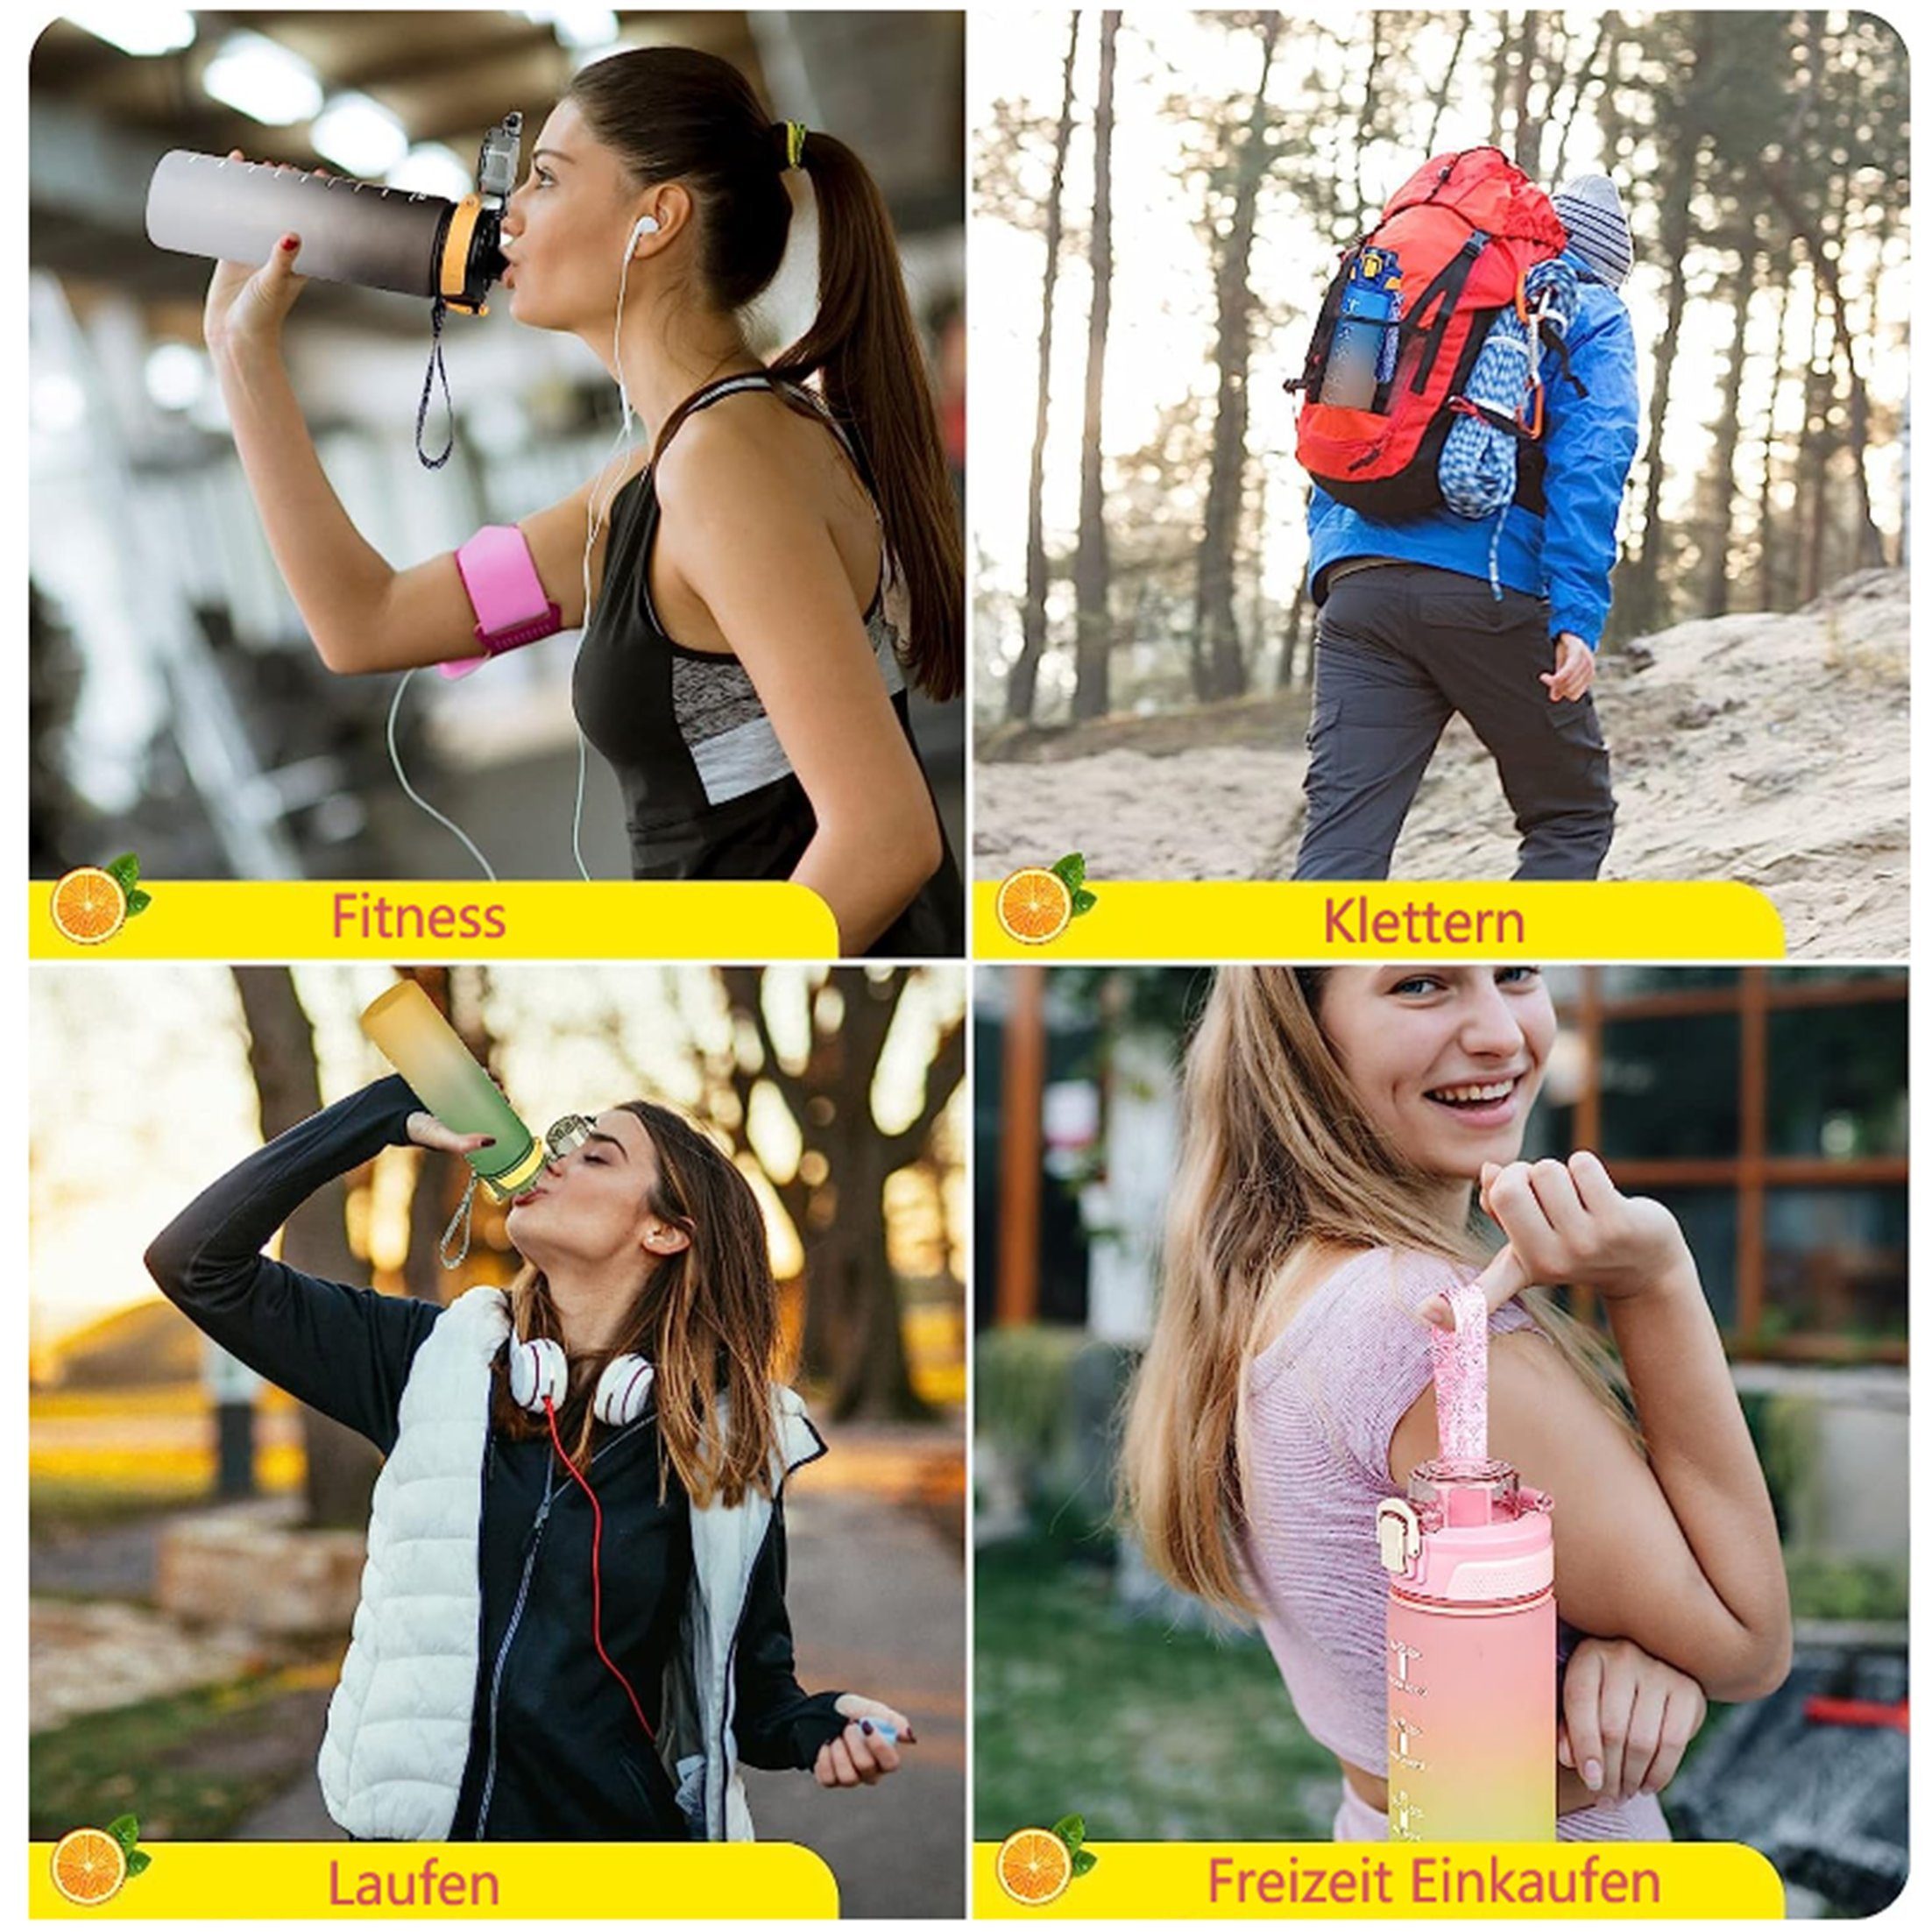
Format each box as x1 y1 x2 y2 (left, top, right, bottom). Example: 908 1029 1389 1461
107 1815 139 1852
1071 889 1098 916
1050 853 1086 891
1051 1814 1085 1850
126 1851 152 1879
106 854 141 892
1071 1849 1098 1879
125 888 152 916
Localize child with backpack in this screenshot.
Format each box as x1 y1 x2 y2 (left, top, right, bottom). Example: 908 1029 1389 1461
1286 157 1640 882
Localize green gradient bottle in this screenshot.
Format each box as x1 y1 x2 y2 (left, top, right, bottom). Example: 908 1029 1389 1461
359 981 548 1201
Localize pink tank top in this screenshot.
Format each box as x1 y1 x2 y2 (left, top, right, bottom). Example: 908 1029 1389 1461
1241 1246 1668 1842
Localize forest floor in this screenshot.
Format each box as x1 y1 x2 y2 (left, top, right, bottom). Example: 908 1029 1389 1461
973 568 1908 959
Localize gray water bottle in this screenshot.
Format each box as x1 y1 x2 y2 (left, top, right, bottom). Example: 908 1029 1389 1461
145 121 518 314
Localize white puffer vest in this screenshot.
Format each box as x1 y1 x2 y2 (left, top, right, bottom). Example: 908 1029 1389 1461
316 1286 824 1841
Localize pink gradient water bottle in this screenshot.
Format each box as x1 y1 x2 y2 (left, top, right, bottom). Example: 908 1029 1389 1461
1376 1281 1556 1841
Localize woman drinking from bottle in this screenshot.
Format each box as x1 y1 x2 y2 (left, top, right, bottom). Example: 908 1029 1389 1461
147 1072 912 1840
203 46 962 955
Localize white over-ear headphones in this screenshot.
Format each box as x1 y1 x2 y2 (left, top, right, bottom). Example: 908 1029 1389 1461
507 1337 656 1426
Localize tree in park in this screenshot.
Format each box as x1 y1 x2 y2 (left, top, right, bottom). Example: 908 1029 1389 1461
230 966 379 1529
698 968 965 1422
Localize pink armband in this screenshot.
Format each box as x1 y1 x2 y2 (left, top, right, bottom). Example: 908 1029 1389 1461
439 525 563 680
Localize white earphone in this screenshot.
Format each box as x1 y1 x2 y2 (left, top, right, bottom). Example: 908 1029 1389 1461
626 212 661 256
507 1337 656 1426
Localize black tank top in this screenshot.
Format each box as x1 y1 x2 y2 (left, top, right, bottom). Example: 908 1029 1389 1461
572 372 963 957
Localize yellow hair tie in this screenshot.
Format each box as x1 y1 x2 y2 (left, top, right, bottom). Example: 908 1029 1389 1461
784 120 808 170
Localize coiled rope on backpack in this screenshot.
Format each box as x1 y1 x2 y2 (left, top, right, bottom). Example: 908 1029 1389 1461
1438 256 1583 594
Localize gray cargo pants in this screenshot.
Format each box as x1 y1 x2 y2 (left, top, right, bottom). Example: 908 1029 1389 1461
1292 563 1616 881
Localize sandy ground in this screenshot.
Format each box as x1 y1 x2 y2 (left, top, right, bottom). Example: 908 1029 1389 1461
974 570 1908 959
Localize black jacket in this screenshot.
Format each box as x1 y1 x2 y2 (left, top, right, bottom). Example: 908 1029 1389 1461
145 1075 845 1840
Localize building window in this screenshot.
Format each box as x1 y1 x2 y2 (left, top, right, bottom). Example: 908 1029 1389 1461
1546 968 1907 1363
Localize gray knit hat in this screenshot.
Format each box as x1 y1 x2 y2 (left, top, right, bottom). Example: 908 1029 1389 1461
1553 173 1634 287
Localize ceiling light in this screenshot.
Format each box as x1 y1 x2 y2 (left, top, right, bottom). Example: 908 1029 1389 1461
386 143 474 201
67 7 195 56
520 6 619 52
202 31 323 126
144 343 206 413
32 373 88 435
311 94 411 178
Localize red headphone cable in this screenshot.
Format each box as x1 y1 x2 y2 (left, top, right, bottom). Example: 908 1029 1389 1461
544 1396 655 1743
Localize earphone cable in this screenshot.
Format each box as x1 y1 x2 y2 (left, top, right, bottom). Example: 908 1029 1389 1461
386 669 499 881
571 728 591 882
543 1396 655 1742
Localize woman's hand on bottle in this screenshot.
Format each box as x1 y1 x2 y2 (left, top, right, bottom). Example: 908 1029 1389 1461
812 1695 914 1788
404 1111 494 1158
1423 1150 1695 1324
202 153 311 363
1558 1636 1707 1804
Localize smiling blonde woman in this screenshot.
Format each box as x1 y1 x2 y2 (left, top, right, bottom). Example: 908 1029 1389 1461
1122 966 1790 1839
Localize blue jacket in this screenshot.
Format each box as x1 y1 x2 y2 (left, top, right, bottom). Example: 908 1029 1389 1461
1306 249 1641 649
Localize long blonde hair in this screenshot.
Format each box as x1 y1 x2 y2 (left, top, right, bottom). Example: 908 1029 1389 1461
1119 966 1631 1617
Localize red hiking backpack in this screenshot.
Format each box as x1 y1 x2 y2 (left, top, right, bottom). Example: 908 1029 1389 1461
1290 148 1569 517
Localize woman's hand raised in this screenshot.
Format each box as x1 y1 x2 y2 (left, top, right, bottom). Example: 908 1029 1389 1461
1421 1151 1695 1326
404 1111 495 1159
202 154 312 362
812 1694 915 1789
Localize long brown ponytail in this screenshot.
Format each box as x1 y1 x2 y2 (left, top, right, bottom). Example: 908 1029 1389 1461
770 131 964 701
566 49 963 702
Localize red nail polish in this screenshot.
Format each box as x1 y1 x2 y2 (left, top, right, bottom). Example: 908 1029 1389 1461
280 235 299 251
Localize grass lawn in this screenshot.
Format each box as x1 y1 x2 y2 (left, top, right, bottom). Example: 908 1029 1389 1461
975 1539 1340 1842
31 1667 333 1843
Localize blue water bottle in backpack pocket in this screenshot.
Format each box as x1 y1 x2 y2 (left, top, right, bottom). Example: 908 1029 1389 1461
1318 246 1403 411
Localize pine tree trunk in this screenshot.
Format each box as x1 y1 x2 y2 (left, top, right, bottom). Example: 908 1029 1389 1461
1010 14 1082 724
1756 268 1795 610
1629 28 1709 638
1511 11 1544 169
1702 242 1758 618
1072 11 1120 721
1194 12 1281 703
1798 294 1833 605
1426 14 1472 156
1550 14 1614 183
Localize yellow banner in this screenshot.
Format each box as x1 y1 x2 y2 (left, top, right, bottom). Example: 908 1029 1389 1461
31 881 840 961
974 881 1784 961
30 1840 839 1919
973 1841 1784 1919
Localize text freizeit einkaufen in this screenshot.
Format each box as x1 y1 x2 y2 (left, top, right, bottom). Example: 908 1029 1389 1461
1207 1851 1663 1908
